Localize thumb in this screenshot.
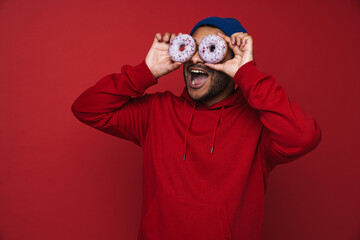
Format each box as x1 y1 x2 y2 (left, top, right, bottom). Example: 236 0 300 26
205 62 224 72
171 62 182 70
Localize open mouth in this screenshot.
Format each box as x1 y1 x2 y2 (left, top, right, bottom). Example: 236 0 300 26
188 67 209 89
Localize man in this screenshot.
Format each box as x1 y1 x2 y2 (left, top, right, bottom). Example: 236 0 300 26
72 17 321 240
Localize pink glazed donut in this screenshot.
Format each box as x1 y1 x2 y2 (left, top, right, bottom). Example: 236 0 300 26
168 34 196 63
198 34 227 64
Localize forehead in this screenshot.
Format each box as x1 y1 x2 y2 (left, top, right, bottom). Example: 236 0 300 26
192 26 225 42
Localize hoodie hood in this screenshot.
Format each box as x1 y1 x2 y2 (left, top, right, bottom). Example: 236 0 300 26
180 86 245 109
180 87 246 160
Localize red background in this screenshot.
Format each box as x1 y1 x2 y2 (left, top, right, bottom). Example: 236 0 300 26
1 0 359 239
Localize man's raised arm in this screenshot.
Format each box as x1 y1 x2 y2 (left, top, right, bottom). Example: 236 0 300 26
71 33 181 146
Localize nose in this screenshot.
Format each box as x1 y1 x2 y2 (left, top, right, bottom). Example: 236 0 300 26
190 49 204 64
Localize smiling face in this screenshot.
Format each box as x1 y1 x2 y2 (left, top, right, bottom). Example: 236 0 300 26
183 26 235 106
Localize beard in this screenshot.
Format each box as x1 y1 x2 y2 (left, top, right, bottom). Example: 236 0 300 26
183 64 232 103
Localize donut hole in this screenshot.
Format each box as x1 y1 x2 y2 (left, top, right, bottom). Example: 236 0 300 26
180 45 185 52
210 45 216 52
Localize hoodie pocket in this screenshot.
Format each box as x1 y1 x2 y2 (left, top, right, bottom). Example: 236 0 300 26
141 191 232 240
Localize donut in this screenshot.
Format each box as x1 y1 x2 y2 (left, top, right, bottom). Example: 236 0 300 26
198 34 227 64
168 34 196 63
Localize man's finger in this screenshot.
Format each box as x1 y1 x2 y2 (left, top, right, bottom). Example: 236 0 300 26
241 36 252 49
229 45 243 56
204 62 224 72
170 33 177 42
155 33 162 42
230 35 235 45
163 32 171 42
218 32 231 43
231 32 247 37
236 36 242 47
227 41 240 52
171 62 182 69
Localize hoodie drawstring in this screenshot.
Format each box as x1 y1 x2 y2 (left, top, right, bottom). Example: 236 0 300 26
211 106 225 154
183 105 225 161
183 104 196 161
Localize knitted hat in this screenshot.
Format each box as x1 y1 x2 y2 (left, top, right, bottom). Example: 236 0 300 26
190 17 247 37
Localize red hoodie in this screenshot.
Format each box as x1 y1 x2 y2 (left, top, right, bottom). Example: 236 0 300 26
72 60 321 240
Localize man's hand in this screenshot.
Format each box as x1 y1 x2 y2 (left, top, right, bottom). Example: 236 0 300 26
145 32 182 79
205 32 254 78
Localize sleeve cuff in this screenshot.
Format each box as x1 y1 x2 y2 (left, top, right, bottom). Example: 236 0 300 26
233 60 264 87
129 60 158 92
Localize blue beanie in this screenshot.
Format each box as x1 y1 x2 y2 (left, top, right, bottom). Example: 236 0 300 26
190 17 247 37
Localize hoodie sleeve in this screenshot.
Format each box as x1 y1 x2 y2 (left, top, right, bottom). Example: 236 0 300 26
71 61 157 146
233 61 321 166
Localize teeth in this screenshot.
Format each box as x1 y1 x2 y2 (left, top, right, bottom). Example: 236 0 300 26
190 69 206 74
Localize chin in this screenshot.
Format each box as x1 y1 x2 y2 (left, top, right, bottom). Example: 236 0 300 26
187 87 209 102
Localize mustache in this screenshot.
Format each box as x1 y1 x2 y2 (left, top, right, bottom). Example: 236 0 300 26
186 63 214 75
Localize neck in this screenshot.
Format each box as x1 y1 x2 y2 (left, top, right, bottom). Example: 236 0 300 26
201 80 235 106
